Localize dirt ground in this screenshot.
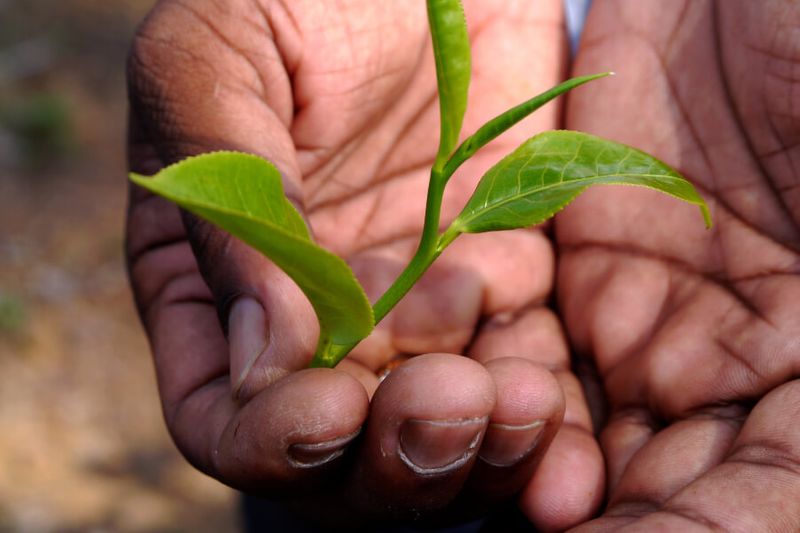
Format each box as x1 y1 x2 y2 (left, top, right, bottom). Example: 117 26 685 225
0 1 239 531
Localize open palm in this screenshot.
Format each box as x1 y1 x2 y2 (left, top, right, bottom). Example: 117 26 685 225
560 1 800 529
126 0 603 528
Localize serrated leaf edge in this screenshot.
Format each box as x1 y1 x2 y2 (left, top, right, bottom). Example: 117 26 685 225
129 163 375 336
453 130 712 232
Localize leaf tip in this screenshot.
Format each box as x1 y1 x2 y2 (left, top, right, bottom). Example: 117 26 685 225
128 172 151 188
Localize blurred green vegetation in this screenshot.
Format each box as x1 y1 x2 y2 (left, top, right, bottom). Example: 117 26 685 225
0 92 74 168
0 291 27 337
0 0 149 172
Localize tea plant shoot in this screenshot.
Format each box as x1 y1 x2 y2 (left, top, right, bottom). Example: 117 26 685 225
130 0 710 368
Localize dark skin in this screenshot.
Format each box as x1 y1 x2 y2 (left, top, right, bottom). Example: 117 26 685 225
126 0 800 530
127 1 592 528
562 0 800 529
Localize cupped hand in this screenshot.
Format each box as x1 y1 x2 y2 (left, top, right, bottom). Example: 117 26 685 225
125 0 602 528
560 0 800 529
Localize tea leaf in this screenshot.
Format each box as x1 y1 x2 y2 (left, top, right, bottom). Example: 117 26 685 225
444 73 613 179
451 130 711 234
130 152 374 349
427 0 471 169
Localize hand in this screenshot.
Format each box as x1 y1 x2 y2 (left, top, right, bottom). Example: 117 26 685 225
559 0 800 529
125 1 602 528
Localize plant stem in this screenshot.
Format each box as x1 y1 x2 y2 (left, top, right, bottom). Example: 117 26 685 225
312 161 466 367
310 166 457 367
372 167 448 324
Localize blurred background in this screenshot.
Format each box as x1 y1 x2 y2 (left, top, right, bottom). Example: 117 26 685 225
0 0 240 530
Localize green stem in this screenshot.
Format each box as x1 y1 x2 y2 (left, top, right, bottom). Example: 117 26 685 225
312 160 468 367
373 167 447 324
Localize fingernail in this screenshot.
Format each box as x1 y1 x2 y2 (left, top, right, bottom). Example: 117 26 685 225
478 420 545 467
287 429 361 469
399 417 486 475
228 297 268 399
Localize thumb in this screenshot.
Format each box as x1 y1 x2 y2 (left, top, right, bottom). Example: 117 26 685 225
128 0 319 400
183 212 319 401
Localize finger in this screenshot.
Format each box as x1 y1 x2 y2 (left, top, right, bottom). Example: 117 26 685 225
344 230 556 393
346 238 485 372
215 369 369 491
470 306 567 368
656 380 800 531
446 230 556 317
518 378 605 531
469 297 605 529
603 407 742 504
349 354 495 521
599 409 654 492
335 358 381 399
582 381 800 531
464 358 564 501
130 202 370 494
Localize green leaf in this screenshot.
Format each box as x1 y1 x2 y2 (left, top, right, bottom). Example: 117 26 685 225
427 0 471 169
129 152 374 354
450 130 712 234
443 73 613 180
